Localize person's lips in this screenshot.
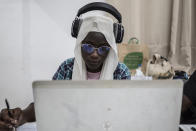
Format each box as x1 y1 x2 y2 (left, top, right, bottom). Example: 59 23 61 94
90 61 99 64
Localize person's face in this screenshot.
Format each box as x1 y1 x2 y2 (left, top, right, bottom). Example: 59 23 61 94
81 32 110 73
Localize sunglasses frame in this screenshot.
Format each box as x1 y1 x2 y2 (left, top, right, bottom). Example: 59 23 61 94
81 43 110 56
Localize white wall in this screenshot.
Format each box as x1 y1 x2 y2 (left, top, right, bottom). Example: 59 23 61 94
0 0 104 109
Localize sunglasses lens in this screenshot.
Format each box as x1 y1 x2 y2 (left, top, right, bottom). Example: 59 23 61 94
82 44 94 54
98 46 110 55
82 44 110 55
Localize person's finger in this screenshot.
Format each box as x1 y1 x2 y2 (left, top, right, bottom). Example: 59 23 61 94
0 108 7 118
11 108 22 120
15 113 24 127
1 109 16 125
0 120 13 129
10 108 22 125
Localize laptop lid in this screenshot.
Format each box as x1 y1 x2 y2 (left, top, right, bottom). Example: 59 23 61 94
33 80 183 131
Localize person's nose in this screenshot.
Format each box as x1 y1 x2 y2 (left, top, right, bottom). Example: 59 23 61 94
90 49 99 58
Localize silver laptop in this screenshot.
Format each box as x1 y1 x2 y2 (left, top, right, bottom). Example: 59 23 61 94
32 80 183 131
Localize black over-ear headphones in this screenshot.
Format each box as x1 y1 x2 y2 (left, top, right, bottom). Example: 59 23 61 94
71 2 124 43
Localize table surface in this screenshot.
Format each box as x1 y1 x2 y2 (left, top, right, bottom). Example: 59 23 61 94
17 123 37 131
17 123 196 131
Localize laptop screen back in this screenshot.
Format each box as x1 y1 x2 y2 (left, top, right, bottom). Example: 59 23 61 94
33 80 183 131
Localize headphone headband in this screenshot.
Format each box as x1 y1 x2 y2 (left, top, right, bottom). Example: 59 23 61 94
72 2 124 43
77 2 122 23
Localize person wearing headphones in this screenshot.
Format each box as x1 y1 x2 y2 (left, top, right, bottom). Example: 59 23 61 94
0 2 130 130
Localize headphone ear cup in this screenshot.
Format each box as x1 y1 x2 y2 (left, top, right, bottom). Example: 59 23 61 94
118 25 124 43
113 23 124 43
71 18 82 38
113 23 118 42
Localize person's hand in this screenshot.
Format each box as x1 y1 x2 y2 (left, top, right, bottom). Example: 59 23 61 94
0 103 35 131
181 95 192 113
0 108 27 129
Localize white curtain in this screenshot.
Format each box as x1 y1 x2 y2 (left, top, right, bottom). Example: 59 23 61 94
106 0 196 74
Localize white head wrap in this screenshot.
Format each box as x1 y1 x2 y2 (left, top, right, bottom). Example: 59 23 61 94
72 15 118 80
